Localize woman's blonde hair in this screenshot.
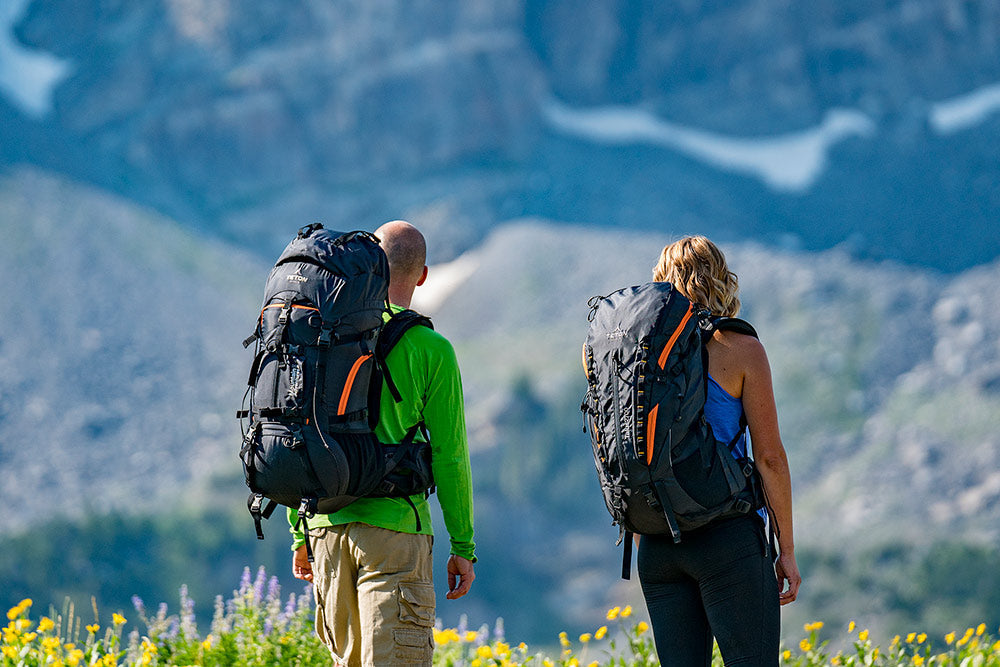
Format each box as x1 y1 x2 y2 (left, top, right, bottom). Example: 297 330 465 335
652 236 741 317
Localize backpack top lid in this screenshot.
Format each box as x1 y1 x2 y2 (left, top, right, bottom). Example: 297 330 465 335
274 224 386 277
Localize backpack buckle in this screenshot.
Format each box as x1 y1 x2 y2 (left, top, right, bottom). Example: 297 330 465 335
734 498 752 514
317 326 334 347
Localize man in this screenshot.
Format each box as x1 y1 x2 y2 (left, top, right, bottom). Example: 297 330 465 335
290 220 476 667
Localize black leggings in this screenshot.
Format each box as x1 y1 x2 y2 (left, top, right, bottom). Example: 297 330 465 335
636 516 779 667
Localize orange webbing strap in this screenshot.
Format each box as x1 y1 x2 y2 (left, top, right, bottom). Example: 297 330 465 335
657 301 694 369
337 353 373 415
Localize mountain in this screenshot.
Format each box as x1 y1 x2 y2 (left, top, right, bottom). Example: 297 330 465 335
4 0 1000 270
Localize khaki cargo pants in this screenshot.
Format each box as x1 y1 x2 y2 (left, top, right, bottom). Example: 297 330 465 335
309 523 436 667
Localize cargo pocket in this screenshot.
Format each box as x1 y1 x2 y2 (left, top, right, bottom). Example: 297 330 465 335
397 581 435 627
393 626 433 664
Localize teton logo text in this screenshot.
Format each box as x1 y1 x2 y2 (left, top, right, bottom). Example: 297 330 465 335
286 266 308 283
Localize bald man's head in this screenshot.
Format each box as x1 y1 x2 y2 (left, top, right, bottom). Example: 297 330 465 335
375 220 427 292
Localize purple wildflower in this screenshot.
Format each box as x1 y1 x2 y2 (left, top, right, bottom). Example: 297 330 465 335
267 575 280 602
253 566 267 603
493 617 505 644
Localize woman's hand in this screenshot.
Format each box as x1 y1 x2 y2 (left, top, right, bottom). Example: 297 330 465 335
775 550 801 605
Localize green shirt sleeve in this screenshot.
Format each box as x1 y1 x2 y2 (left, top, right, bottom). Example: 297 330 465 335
414 327 476 561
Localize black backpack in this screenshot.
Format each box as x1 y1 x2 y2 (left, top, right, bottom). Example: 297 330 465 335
237 224 433 559
581 281 765 578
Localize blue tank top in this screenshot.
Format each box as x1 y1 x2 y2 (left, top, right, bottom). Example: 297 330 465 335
706 376 768 521
704 376 747 459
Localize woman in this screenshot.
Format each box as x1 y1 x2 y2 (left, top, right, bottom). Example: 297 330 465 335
638 236 801 666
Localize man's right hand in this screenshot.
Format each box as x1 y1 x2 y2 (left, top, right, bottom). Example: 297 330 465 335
292 545 313 582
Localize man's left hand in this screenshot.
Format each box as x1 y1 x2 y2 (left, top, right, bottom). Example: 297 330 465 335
445 555 475 600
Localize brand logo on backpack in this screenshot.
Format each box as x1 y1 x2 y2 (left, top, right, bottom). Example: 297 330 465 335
606 327 628 341
285 266 308 283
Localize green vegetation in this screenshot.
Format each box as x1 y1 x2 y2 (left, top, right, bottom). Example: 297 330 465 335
6 575 1000 666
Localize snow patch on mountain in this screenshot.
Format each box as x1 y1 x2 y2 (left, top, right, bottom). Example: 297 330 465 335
0 0 70 117
542 99 876 192
930 82 1000 134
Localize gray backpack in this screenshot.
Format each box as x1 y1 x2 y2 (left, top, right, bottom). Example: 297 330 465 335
238 224 432 560
581 282 765 577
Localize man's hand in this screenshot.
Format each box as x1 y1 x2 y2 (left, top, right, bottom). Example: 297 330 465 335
446 555 475 600
292 545 313 582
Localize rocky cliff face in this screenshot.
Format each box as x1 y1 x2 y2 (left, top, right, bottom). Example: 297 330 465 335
8 0 1000 270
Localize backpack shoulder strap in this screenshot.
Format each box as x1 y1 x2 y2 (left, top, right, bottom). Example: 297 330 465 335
713 317 758 340
375 309 434 403
377 309 434 357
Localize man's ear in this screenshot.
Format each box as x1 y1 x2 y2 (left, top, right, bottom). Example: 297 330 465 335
416 265 428 287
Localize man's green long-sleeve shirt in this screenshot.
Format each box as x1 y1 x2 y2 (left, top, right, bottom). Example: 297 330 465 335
288 305 476 561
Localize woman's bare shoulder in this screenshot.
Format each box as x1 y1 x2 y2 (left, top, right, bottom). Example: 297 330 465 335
715 329 769 368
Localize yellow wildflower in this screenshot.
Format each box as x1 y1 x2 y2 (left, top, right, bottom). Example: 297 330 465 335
495 641 511 658
800 639 812 652
476 645 493 659
543 660 554 667
978 623 987 636
87 624 100 634
945 631 956 645
859 629 869 642
38 616 55 633
782 650 792 661
891 635 900 648
17 599 32 610
636 621 650 635
518 642 527 651
606 606 621 620
832 656 842 666
907 633 917 643
2 646 18 659
202 637 212 650
804 621 824 633
102 655 116 667
67 649 85 667
471 660 482 667
913 656 925 666
559 631 570 648
112 613 126 626
621 605 632 618
595 625 608 640
848 621 856 633
6 607 19 621
917 633 927 644
23 632 37 642
873 648 880 660
568 658 579 667
464 631 478 643
588 662 600 667
42 636 61 652
579 633 592 643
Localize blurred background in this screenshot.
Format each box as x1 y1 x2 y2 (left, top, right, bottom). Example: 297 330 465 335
2 0 1000 647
